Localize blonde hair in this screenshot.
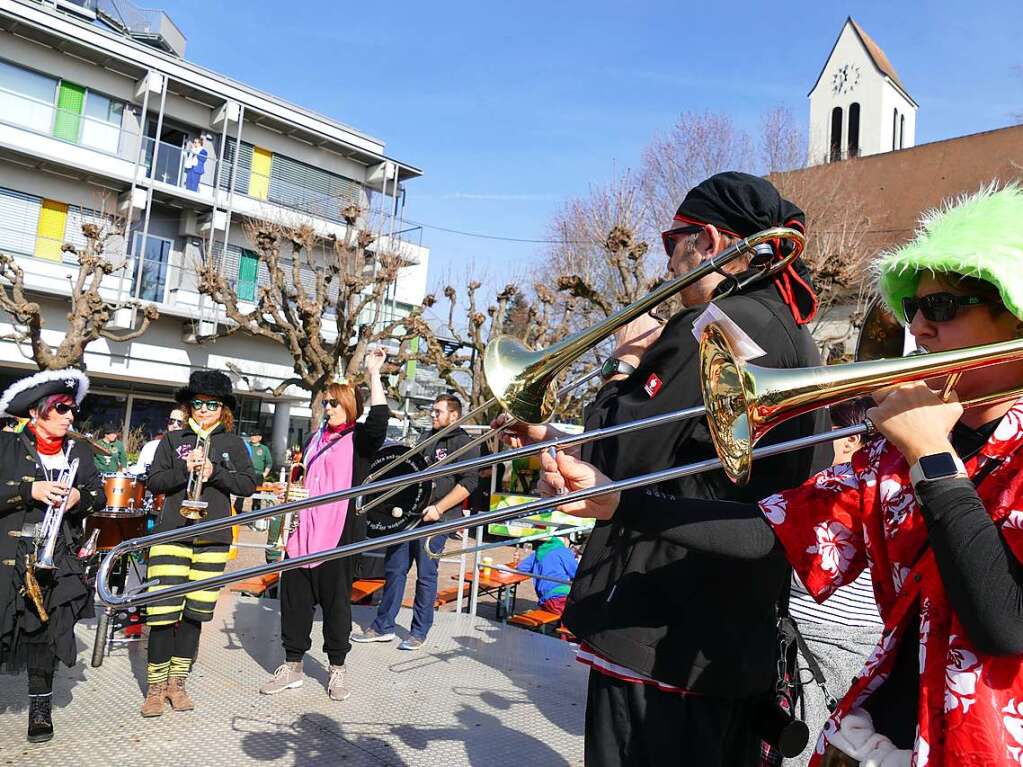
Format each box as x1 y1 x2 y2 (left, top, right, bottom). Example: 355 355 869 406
320 382 362 423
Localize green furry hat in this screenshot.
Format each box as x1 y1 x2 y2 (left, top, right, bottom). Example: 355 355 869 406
876 182 1023 323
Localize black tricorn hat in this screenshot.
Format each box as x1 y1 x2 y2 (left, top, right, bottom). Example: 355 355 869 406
175 370 237 412
0 369 89 418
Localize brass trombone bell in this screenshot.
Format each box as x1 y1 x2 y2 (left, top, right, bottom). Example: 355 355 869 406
700 321 1023 485
485 226 806 424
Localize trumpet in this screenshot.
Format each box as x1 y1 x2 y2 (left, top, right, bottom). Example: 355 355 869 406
180 433 211 520
34 457 79 570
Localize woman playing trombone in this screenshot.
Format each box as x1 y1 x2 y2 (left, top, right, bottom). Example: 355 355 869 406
539 185 1023 766
0 369 105 743
141 370 256 717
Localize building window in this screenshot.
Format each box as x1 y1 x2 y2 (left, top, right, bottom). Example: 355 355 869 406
847 103 860 158
131 232 173 302
82 91 124 153
899 114 905 149
0 59 57 133
830 106 843 162
0 186 44 256
893 109 899 151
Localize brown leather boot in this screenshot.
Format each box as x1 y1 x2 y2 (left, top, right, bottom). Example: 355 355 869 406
141 682 167 717
165 676 194 711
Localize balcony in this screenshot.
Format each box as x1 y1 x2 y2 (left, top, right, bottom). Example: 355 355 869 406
94 0 186 58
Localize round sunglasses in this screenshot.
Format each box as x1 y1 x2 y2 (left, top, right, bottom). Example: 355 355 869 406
190 399 222 412
902 293 988 323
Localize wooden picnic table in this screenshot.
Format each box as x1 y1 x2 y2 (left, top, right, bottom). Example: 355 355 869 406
457 565 530 621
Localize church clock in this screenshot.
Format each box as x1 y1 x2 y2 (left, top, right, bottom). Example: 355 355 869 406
831 64 861 95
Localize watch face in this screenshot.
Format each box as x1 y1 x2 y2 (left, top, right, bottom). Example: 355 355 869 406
919 452 959 479
831 64 860 95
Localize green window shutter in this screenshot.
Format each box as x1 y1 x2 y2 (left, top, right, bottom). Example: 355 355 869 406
53 81 85 142
238 249 259 301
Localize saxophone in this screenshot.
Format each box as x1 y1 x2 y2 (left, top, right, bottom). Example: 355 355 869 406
22 552 49 622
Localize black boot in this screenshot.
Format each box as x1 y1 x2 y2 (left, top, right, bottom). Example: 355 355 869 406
27 694 53 743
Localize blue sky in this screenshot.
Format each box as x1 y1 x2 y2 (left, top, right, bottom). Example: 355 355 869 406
157 1 1023 292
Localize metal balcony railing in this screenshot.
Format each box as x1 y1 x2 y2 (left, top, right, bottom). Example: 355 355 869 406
95 0 186 57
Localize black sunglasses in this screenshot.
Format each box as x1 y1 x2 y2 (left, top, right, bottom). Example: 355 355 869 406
660 225 703 258
167 417 185 426
53 402 79 416
902 293 988 323
324 398 342 408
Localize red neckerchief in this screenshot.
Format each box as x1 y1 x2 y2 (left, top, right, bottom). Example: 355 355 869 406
326 420 355 435
27 423 64 455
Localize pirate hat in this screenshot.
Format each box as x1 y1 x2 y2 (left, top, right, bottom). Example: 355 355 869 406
0 368 89 418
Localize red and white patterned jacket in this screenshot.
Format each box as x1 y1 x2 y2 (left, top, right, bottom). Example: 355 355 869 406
760 401 1023 766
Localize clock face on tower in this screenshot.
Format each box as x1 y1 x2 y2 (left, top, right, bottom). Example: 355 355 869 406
831 64 861 95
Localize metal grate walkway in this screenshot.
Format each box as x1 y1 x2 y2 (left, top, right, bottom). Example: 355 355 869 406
0 597 586 766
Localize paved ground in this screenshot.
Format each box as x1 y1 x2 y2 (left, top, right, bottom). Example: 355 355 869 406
0 527 586 766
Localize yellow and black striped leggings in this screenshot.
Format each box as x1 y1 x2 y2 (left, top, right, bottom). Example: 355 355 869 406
145 540 230 626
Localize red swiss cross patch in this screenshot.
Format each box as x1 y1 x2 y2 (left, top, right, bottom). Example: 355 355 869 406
644 373 662 398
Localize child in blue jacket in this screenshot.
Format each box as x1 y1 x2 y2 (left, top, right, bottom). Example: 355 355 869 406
515 537 578 615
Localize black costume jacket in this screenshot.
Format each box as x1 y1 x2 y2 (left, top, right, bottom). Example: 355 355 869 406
149 424 257 544
0 431 105 671
563 280 832 698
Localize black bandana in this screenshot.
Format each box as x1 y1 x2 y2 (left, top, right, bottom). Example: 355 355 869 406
672 172 818 324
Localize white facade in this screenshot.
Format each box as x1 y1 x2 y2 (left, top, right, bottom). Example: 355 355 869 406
808 18 917 166
0 0 429 461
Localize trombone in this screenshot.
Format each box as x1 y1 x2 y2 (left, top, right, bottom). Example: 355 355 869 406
95 225 805 607
97 330 1023 609
355 225 806 507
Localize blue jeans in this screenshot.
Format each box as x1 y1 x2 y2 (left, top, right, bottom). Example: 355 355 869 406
369 534 444 640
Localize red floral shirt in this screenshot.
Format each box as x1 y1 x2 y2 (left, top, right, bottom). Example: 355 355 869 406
760 401 1023 766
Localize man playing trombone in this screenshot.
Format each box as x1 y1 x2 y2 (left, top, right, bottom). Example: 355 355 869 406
0 369 105 743
501 172 831 766
538 185 1023 766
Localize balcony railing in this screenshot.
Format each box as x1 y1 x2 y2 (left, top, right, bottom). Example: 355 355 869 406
95 0 186 57
0 87 141 159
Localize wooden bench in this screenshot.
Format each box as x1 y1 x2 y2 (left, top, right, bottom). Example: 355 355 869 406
400 583 468 609
351 579 386 604
229 572 280 598
556 626 577 643
508 608 563 634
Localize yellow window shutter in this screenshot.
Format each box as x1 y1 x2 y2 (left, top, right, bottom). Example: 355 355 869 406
248 146 272 200
34 199 68 262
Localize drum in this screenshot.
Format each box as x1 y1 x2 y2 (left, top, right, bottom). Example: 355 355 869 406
364 443 434 537
103 473 145 514
84 513 147 552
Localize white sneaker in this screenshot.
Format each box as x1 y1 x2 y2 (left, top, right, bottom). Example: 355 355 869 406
350 628 396 643
259 662 304 694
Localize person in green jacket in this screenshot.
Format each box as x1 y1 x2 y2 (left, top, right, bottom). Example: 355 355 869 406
248 433 273 482
94 423 128 474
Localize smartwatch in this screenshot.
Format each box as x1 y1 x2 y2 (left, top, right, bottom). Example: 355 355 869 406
600 357 637 380
909 452 968 489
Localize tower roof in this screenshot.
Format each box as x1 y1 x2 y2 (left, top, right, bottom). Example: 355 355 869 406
809 17 917 106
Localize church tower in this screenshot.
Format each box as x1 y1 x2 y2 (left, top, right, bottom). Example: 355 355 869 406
807 18 917 166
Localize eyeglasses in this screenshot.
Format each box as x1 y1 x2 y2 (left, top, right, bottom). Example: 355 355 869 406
167 418 184 427
902 293 989 323
660 225 703 258
53 403 79 416
190 399 222 412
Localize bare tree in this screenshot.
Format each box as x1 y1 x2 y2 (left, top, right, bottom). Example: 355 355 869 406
769 159 874 355
195 205 417 405
0 218 159 370
639 111 755 236
760 106 807 175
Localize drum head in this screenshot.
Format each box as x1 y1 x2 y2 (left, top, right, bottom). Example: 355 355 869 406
364 444 434 538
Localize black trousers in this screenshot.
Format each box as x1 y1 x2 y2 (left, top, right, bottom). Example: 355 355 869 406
280 556 354 667
584 669 765 767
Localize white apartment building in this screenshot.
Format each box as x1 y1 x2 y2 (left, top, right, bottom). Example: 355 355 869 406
0 0 430 462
